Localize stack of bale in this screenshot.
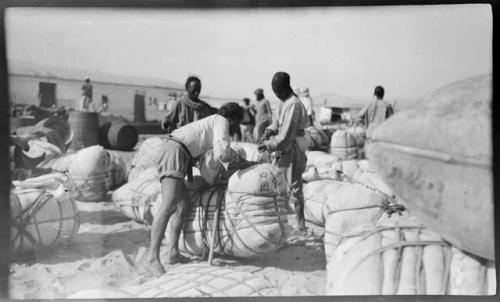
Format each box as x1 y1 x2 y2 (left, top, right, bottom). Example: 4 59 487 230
10 172 80 253
324 74 495 294
112 138 291 259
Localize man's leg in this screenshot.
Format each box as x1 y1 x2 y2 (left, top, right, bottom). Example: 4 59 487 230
165 186 191 264
291 149 307 231
146 176 184 275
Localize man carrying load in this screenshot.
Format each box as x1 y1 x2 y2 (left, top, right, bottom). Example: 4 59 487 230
142 102 248 275
253 88 273 142
258 72 309 232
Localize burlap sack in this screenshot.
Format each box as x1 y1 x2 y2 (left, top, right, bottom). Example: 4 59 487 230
367 74 493 260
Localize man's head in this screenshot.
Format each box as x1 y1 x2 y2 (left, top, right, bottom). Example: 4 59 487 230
242 98 250 106
254 88 264 101
185 76 202 100
218 102 244 124
374 86 385 99
85 77 90 83
271 72 293 101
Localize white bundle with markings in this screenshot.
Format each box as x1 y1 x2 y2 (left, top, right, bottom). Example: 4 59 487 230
326 213 496 295
329 130 358 160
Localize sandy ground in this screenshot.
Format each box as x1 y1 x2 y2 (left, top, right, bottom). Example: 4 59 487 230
9 199 326 299
9 136 327 299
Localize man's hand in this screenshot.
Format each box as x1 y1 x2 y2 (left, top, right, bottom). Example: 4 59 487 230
257 128 277 144
11 135 30 152
257 143 267 153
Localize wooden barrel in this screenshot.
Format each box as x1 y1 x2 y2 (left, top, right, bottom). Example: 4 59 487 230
100 122 138 151
10 116 36 132
68 111 100 150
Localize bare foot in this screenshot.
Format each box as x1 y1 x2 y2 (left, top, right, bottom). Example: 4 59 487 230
165 253 191 264
137 251 166 276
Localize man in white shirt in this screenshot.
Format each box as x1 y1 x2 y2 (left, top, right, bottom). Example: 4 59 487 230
141 102 247 275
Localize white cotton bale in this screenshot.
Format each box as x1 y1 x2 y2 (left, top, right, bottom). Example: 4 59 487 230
107 151 129 190
46 146 112 202
306 151 340 169
322 182 390 261
352 168 395 198
120 264 279 297
326 214 496 295
367 74 493 260
114 164 290 258
223 164 290 257
230 142 270 163
329 130 358 160
331 160 360 179
304 180 389 231
112 178 160 224
10 180 79 253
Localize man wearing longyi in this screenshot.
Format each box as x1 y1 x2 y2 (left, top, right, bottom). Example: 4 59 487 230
258 72 309 232
141 102 247 275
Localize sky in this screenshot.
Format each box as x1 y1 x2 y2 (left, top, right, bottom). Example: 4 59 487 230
5 5 492 102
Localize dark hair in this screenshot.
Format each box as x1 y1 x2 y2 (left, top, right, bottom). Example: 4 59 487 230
242 98 250 105
185 76 201 89
374 86 385 99
271 72 291 90
218 102 244 121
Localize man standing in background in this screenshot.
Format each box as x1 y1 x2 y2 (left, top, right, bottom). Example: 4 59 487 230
298 87 315 126
161 76 215 133
80 77 93 111
253 88 273 142
240 98 255 142
356 85 394 137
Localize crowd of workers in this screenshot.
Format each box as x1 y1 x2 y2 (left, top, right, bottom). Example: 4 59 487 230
138 72 394 275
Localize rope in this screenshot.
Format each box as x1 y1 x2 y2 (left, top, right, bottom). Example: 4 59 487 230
369 140 490 169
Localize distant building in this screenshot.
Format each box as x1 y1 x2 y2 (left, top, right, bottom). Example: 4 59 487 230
7 60 184 121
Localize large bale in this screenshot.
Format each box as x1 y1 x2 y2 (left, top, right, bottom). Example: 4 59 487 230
304 180 390 229
107 150 129 189
305 151 340 169
351 160 395 198
10 173 79 253
302 159 359 183
130 137 165 168
326 214 496 295
329 130 358 160
69 264 278 298
366 74 493 260
43 146 113 202
112 164 291 258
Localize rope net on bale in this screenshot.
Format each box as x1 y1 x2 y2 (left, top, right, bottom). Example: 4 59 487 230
10 175 79 253
325 213 496 295
112 163 291 258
